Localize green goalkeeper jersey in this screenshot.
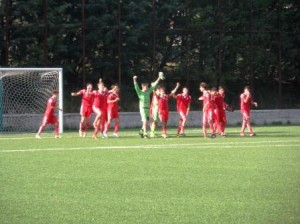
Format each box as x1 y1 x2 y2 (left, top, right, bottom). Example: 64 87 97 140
134 82 157 108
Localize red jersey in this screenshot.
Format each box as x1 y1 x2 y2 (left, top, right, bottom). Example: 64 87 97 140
175 94 191 113
202 91 213 112
240 93 253 112
79 89 94 107
107 92 119 112
99 91 109 110
44 96 56 116
213 93 224 110
93 90 102 108
219 92 227 109
158 94 170 112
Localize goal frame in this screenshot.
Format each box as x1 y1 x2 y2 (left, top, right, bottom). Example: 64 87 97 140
0 68 63 133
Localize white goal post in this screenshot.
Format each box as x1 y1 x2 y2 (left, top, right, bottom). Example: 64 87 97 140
0 68 63 134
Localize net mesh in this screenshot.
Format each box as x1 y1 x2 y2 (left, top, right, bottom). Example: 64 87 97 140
0 70 60 133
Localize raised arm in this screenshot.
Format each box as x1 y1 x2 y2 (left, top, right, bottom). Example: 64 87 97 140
152 76 161 87
149 76 163 92
170 82 180 96
133 76 142 95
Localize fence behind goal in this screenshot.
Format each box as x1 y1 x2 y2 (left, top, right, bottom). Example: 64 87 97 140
0 68 63 134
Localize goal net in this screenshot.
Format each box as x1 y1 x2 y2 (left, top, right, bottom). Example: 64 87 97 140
0 68 63 133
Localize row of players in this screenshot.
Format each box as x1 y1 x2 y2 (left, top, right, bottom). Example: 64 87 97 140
35 74 258 139
133 75 257 138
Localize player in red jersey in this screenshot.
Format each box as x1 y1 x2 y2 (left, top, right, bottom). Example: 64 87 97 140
92 82 104 139
99 85 109 135
210 87 219 134
157 83 180 138
173 85 192 137
218 86 227 135
211 87 227 136
103 85 120 138
240 86 258 136
199 82 216 138
71 83 94 137
36 90 61 139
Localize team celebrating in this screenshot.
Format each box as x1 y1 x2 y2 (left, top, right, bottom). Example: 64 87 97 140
70 79 120 139
36 72 258 139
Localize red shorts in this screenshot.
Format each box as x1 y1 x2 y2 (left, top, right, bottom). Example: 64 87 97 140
100 109 108 121
108 110 119 120
42 114 58 125
215 109 226 123
203 109 214 125
241 110 250 121
159 110 169 122
80 105 92 118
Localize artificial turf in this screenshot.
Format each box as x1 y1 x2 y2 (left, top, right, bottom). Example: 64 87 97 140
0 126 299 224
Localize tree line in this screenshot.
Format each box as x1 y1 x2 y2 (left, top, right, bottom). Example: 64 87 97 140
1 0 299 111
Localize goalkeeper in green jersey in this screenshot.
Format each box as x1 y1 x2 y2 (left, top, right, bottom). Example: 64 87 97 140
133 74 163 138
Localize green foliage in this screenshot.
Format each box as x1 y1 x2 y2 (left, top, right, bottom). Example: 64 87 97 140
0 0 299 110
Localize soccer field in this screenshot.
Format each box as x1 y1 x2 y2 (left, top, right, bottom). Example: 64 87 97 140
0 126 299 224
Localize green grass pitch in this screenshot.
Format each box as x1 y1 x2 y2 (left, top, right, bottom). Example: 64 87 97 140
0 126 299 224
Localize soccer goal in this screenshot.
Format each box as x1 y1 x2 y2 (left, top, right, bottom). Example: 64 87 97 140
0 68 63 134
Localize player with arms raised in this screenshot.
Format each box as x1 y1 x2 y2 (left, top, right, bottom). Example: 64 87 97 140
240 86 258 136
71 83 94 137
133 73 163 138
36 90 61 139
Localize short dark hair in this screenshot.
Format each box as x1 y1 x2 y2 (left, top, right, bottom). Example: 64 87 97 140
211 87 217 92
52 90 59 95
244 86 250 91
200 82 208 90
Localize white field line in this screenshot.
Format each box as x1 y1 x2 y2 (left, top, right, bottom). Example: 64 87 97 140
0 135 79 140
1 133 173 140
0 130 295 140
0 140 299 153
